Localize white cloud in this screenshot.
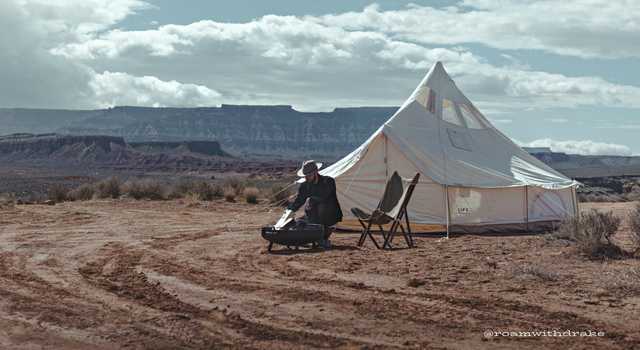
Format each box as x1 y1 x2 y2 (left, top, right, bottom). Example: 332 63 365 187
525 138 632 156
20 0 150 42
4 0 640 118
596 123 640 130
0 0 227 109
489 118 513 124
318 2 640 59
0 0 94 108
48 11 640 111
90 71 221 107
546 118 569 123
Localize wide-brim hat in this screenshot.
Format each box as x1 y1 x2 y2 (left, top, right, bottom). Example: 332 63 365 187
297 160 323 177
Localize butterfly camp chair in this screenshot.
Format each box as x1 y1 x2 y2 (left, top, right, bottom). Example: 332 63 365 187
351 172 420 249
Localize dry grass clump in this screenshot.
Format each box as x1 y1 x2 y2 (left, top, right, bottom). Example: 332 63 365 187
69 183 95 201
602 266 640 296
47 184 69 203
243 186 260 204
511 265 560 282
223 177 247 195
96 177 121 199
169 180 223 201
0 193 16 209
223 187 236 202
578 193 624 203
628 203 640 255
124 179 167 200
168 180 195 199
624 187 640 201
196 182 223 201
555 209 623 259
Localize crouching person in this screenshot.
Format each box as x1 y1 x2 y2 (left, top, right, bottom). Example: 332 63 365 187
287 160 343 249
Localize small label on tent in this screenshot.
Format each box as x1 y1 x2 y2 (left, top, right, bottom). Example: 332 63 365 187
457 207 471 215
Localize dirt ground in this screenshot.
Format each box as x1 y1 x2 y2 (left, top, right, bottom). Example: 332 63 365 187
0 199 639 349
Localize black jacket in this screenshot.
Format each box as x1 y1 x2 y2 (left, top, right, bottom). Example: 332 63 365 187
288 175 343 226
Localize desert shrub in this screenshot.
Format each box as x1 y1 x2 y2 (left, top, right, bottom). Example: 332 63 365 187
168 179 197 199
196 182 223 201
167 187 184 200
511 265 559 282
47 184 69 203
223 186 236 202
243 186 260 204
0 193 16 209
96 177 121 199
628 203 640 253
578 193 624 203
603 266 640 295
625 187 640 202
223 177 246 195
124 179 166 200
211 184 224 198
555 209 623 259
69 183 95 201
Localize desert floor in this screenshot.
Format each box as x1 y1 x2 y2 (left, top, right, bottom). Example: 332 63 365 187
0 200 639 349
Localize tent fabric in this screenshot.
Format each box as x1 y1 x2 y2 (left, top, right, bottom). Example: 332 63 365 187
318 61 578 229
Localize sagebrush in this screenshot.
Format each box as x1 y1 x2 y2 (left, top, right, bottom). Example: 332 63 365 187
69 184 95 201
628 203 640 254
124 179 167 200
243 187 260 204
96 177 121 199
555 209 623 259
224 186 236 202
48 184 69 203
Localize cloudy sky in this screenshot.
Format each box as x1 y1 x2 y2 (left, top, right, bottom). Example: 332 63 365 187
2 0 640 155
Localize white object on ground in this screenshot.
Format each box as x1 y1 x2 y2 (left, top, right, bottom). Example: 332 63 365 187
275 209 294 230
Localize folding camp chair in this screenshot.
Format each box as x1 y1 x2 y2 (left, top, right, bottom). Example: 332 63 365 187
351 172 420 249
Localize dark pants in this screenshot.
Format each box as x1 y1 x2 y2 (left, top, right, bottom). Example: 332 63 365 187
323 225 333 240
304 198 334 241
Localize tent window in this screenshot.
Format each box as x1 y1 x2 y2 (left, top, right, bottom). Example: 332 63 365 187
458 104 486 129
427 90 436 114
415 87 436 114
414 87 429 108
442 99 464 126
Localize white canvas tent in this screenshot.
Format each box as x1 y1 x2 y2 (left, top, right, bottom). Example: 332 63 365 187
319 61 579 233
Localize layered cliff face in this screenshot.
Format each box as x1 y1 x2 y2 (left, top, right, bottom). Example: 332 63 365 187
528 151 640 178
0 105 397 159
0 134 236 171
129 141 231 157
0 134 128 163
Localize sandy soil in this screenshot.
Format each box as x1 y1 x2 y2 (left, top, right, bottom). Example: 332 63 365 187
0 199 639 349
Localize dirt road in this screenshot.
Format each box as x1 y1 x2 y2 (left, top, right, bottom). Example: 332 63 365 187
0 200 639 349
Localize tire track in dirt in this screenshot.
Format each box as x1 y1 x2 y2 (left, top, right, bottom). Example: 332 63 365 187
77 242 374 349
1 200 639 349
139 231 638 349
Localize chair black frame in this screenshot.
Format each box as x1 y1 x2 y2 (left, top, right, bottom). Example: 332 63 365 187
352 172 420 249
